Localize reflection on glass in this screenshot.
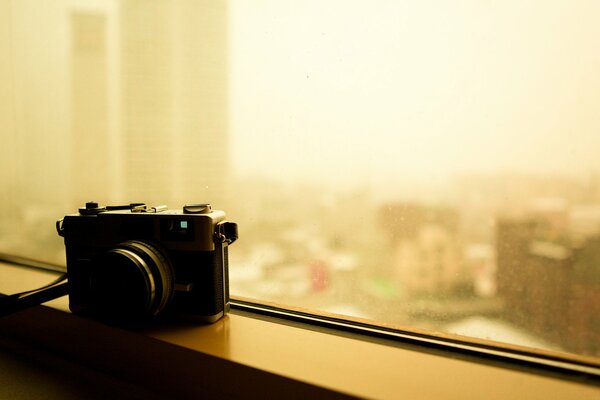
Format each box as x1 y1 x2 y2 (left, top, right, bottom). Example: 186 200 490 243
1 0 600 359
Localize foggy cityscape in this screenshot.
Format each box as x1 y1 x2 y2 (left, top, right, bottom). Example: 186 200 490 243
2 0 600 359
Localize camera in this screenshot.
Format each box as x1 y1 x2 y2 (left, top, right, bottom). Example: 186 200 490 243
56 202 238 324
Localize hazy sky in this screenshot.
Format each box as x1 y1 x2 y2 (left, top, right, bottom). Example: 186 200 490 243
229 1 600 189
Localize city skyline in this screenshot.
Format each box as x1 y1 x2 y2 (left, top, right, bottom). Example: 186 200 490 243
4 1 600 202
2 0 600 359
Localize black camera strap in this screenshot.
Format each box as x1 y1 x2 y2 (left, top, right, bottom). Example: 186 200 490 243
0 254 69 317
0 275 68 317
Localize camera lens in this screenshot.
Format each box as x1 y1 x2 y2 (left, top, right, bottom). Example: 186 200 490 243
90 240 174 320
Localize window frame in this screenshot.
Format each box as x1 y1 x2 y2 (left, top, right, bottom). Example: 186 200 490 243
231 296 600 379
0 295 598 399
1 256 600 387
1 259 600 399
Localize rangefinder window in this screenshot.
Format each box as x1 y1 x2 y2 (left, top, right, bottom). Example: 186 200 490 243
161 219 195 242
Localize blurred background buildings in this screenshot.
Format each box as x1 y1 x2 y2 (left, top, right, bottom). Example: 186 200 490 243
2 0 600 358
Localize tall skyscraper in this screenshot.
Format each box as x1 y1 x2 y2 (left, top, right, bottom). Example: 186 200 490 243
71 11 113 204
119 1 230 207
69 0 230 207
1 1 230 260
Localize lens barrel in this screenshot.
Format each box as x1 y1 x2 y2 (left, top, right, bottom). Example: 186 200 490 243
90 240 174 320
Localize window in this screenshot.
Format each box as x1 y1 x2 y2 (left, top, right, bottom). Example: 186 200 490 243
2 0 600 367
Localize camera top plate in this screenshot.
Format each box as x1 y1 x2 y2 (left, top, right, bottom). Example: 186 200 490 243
79 203 213 215
60 202 230 252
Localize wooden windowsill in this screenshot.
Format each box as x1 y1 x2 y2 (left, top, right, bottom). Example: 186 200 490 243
0 263 599 399
0 305 596 399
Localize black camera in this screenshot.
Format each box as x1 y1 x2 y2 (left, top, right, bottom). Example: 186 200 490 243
56 202 238 324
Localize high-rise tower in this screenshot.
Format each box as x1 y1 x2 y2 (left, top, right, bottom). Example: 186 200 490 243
119 1 229 207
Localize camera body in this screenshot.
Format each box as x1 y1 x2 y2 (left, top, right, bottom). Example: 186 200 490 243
57 202 238 324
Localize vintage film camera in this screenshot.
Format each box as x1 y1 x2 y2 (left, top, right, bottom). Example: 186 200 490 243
56 202 238 323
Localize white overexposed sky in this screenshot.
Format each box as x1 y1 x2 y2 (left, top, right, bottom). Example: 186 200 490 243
229 1 600 190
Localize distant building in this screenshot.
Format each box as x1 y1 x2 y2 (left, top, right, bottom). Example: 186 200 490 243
68 1 230 207
119 1 230 206
379 203 467 297
496 218 600 356
1 1 230 261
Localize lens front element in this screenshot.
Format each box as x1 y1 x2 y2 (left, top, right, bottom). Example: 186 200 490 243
90 240 174 320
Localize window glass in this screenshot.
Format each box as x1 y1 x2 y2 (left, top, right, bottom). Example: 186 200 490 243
2 0 600 359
